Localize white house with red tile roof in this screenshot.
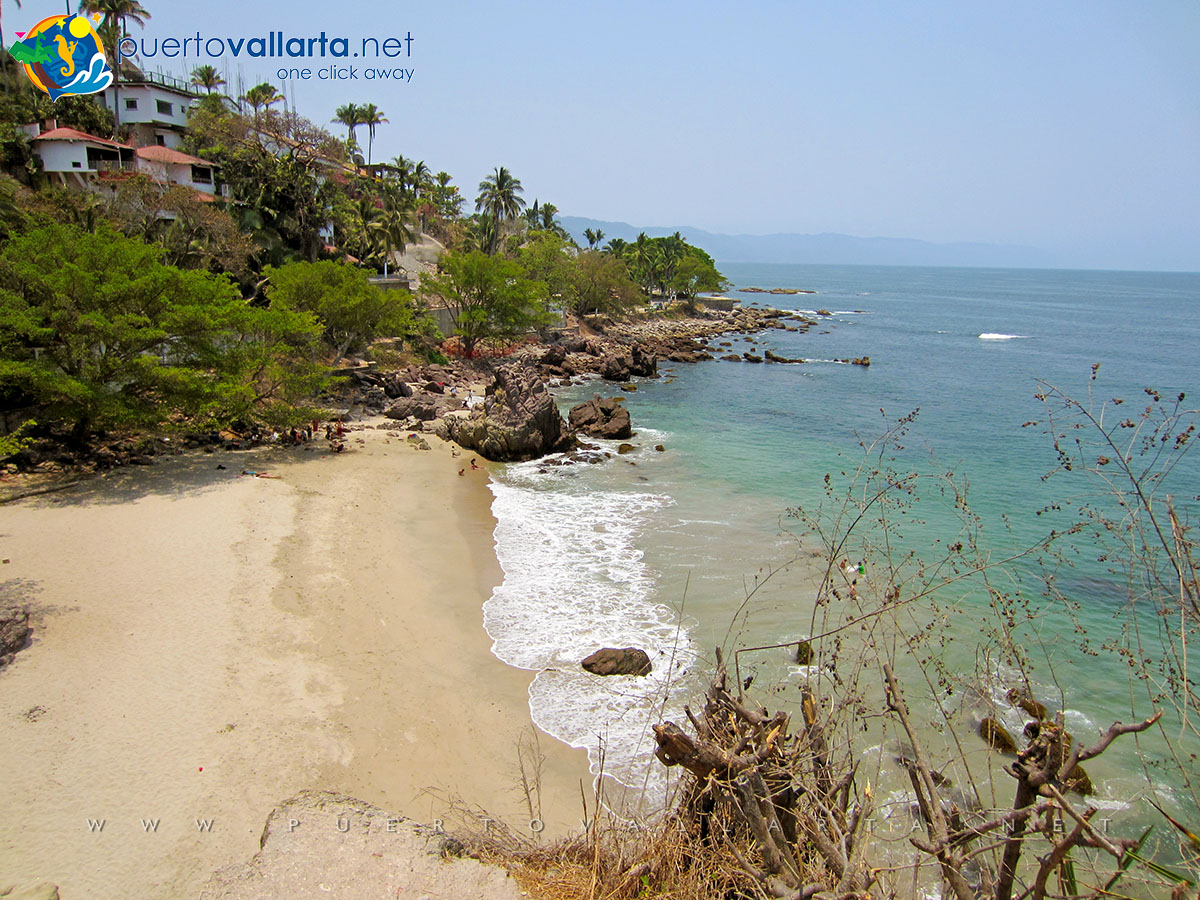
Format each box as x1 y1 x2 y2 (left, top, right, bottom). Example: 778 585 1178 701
134 145 226 199
31 126 136 189
31 124 225 200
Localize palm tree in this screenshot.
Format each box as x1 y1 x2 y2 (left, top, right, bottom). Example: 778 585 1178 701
432 171 461 218
359 103 387 165
410 159 431 197
540 202 559 232
524 198 541 229
190 64 225 95
332 103 363 150
475 166 525 227
241 82 282 128
375 185 414 274
388 154 412 194
79 0 151 138
584 228 605 249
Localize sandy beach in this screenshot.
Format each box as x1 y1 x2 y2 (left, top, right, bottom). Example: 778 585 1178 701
0 424 590 899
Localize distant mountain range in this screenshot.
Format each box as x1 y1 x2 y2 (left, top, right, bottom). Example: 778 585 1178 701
560 217 1056 269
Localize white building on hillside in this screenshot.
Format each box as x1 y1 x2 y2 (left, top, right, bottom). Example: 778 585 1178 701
31 124 225 200
102 71 198 149
134 145 226 199
31 126 135 189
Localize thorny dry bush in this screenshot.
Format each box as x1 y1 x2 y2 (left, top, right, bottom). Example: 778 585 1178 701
461 377 1199 900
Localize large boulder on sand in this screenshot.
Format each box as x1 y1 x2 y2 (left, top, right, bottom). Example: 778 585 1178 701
582 647 652 677
384 397 439 421
568 396 632 440
435 365 572 461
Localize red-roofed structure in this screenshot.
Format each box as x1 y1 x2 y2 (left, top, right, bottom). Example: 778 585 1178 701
31 124 225 199
135 145 223 197
33 127 133 149
32 126 136 188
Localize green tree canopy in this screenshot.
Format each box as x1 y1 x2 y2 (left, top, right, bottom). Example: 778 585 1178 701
568 250 641 317
0 223 325 436
670 245 730 303
264 260 417 363
516 231 575 304
420 250 550 356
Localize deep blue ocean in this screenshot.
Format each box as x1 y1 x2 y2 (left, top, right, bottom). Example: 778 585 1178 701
485 264 1200 824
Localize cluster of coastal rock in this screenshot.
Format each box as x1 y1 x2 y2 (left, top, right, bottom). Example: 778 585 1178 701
339 306 869 464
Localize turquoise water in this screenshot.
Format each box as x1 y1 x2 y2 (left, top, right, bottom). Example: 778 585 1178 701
486 265 1200 827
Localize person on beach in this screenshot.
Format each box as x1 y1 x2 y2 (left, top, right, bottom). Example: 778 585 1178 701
470 458 480 470
458 468 465 476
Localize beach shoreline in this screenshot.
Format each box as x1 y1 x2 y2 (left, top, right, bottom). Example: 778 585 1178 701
0 424 589 899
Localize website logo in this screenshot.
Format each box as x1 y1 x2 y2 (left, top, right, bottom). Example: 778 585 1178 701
9 13 113 101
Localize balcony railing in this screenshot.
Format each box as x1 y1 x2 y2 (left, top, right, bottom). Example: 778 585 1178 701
121 70 197 95
93 159 136 174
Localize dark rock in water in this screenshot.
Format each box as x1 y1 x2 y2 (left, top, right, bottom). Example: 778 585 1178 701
569 396 632 440
764 350 802 364
385 398 439 421
743 353 764 363
629 344 658 377
1063 764 1094 796
1006 687 1048 720
582 647 651 676
620 383 638 392
600 353 632 381
541 344 567 368
720 354 742 362
435 365 573 462
655 444 665 452
979 717 1019 754
0 602 31 664
618 443 636 454
795 640 814 665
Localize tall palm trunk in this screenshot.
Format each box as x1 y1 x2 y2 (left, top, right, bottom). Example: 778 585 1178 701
108 15 124 139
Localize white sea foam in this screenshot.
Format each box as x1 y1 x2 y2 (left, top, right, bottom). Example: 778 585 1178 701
978 333 1029 340
486 474 697 801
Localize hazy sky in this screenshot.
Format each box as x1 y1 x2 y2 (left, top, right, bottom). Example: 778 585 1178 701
15 0 1200 269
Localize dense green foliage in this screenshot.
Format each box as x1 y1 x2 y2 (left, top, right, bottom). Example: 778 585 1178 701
603 231 729 301
420 250 551 355
0 223 326 435
264 260 420 363
517 233 640 317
